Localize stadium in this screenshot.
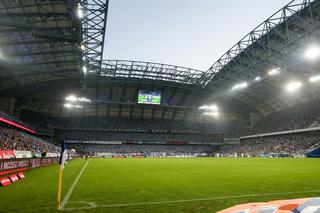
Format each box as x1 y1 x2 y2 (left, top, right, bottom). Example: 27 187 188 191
1 0 320 212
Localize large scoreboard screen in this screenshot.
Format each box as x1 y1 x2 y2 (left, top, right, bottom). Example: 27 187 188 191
138 90 161 105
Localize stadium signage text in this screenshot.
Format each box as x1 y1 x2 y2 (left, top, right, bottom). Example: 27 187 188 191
14 151 32 159
0 158 59 177
0 160 28 170
0 150 15 159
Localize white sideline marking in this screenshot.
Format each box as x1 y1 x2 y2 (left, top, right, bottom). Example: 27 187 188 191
62 189 320 211
60 160 89 209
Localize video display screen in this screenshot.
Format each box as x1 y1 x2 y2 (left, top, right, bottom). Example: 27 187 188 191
138 90 161 105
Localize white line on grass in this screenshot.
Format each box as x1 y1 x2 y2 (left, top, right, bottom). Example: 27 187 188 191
62 189 320 211
60 160 89 210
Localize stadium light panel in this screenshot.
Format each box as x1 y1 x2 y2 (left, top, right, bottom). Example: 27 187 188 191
64 103 83 109
286 81 303 92
199 104 218 111
77 4 84 18
309 75 320 83
78 97 91 103
209 105 218 111
268 68 280 76
304 45 320 60
64 103 72 108
65 95 77 102
203 111 219 117
254 76 261 81
65 95 91 103
231 82 248 90
73 104 83 109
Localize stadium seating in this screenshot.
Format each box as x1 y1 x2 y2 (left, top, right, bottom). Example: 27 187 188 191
18 106 320 158
221 99 320 137
246 100 320 135
69 143 218 157
55 130 222 143
21 113 207 133
220 132 320 157
23 99 320 139
0 124 60 155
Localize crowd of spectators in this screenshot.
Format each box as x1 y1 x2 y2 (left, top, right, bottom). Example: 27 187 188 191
69 144 218 157
220 132 320 157
19 99 320 139
247 101 320 135
55 129 222 144
15 99 320 158
0 124 60 155
225 100 320 137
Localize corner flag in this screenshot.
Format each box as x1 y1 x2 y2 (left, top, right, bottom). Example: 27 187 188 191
59 140 67 169
57 139 67 209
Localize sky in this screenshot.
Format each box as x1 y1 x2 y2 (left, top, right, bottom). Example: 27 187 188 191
103 0 291 71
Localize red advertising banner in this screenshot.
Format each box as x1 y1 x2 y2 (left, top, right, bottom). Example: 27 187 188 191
0 177 11 186
0 157 59 177
0 150 15 159
0 159 29 170
0 168 27 177
8 174 19 183
17 172 25 179
30 159 41 168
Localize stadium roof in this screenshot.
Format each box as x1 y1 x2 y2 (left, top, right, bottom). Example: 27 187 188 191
0 0 82 91
1 0 320 119
204 0 320 116
0 0 107 91
98 60 207 86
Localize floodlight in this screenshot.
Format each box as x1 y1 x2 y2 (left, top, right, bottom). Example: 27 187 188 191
78 97 91 103
286 81 303 92
232 82 248 90
199 104 218 111
77 4 84 18
309 75 320 83
199 105 208 110
208 105 218 111
268 68 280 76
81 44 85 51
65 95 77 102
305 45 320 60
204 111 219 117
64 103 83 109
83 66 87 74
73 104 83 109
64 103 72 108
254 76 261 81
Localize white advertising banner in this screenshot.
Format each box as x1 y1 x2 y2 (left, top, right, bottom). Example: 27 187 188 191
14 150 32 158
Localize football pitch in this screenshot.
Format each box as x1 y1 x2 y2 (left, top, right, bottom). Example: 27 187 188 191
1 158 320 213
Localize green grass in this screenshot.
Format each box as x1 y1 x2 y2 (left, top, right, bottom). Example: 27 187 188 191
1 158 320 212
